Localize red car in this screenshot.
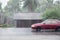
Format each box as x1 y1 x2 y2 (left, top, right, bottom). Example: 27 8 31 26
31 19 60 31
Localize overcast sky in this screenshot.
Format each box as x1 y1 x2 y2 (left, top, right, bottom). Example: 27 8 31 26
0 0 58 8
0 0 9 8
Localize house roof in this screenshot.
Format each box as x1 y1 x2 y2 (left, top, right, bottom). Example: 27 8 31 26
13 13 42 20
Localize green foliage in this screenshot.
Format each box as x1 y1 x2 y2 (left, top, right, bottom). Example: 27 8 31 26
0 24 13 28
2 24 7 27
0 24 7 27
42 7 60 20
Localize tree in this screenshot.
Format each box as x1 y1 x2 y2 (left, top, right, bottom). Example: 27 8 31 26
0 2 2 12
42 7 60 20
46 0 53 8
33 0 54 13
22 0 38 12
0 2 5 25
0 2 1 10
4 0 20 13
4 0 21 27
54 0 60 6
4 0 54 13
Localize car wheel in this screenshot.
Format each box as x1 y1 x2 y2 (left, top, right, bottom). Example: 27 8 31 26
36 27 41 32
55 26 60 31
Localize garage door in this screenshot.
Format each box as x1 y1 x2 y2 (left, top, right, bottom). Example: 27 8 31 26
16 20 42 27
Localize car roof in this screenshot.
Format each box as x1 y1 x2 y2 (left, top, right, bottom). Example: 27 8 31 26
45 19 60 21
42 19 60 24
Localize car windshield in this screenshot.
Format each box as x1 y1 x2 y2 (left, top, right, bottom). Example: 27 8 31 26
41 19 60 24
41 20 51 24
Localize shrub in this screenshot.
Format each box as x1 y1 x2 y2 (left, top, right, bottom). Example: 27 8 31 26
42 7 60 20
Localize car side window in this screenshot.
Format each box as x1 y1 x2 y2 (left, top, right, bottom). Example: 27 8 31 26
51 21 58 24
45 21 51 24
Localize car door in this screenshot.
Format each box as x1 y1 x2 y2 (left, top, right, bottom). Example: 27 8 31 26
42 21 52 29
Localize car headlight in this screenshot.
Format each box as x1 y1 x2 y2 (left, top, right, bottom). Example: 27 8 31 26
31 25 35 27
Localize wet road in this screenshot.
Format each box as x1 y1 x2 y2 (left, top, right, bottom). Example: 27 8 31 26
0 28 60 40
0 28 60 35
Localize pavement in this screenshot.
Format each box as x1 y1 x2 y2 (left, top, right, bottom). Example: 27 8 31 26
0 28 60 40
